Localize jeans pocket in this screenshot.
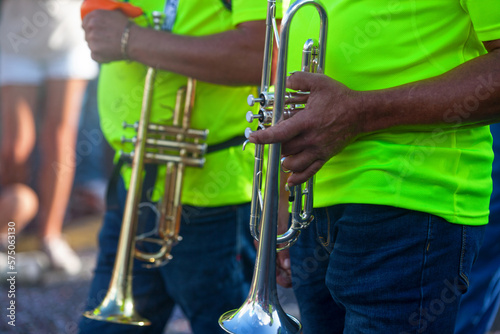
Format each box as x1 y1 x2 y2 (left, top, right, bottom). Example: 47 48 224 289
458 226 471 292
458 224 486 293
314 208 334 254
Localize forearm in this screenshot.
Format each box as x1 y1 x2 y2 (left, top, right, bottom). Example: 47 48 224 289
83 10 266 86
361 49 500 134
127 22 265 86
253 44 500 185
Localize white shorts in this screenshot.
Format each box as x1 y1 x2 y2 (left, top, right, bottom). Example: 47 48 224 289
0 45 99 85
0 0 98 85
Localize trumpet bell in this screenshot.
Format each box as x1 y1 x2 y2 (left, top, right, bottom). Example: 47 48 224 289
219 300 301 334
83 295 151 326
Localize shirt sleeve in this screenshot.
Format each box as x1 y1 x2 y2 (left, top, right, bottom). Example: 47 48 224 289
231 0 282 26
462 0 500 41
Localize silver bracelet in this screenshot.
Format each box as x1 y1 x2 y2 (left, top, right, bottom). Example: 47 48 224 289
121 21 134 61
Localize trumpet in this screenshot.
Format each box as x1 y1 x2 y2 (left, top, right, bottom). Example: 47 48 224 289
83 12 207 326
218 0 327 333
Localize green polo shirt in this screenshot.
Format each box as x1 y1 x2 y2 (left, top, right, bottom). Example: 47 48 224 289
284 0 500 225
98 0 272 206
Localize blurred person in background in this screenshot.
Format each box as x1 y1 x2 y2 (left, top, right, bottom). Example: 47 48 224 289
0 0 98 275
0 183 42 282
0 184 39 239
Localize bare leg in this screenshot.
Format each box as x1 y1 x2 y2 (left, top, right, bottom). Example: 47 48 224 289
37 78 88 240
0 85 38 185
0 184 39 234
0 184 43 284
0 88 40 255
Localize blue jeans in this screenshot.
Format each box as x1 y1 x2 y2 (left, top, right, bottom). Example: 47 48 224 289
289 204 485 334
78 175 255 334
455 219 500 334
455 123 500 334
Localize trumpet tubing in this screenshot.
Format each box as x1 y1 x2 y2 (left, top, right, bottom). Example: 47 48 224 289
132 77 205 266
121 136 207 156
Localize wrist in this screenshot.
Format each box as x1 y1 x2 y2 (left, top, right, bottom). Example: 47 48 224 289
356 89 394 135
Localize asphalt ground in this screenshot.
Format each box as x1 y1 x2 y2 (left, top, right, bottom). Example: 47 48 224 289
0 213 498 334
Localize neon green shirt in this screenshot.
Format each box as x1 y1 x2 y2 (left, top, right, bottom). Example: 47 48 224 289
284 0 500 225
98 0 271 207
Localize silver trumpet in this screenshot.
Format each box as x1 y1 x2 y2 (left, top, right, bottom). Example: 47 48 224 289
83 12 207 326
219 0 327 333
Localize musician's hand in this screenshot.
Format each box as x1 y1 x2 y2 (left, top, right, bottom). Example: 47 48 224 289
276 248 292 288
249 72 364 186
82 10 131 63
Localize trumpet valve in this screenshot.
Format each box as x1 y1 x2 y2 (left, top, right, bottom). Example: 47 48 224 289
244 127 254 139
246 110 262 123
121 136 137 145
247 109 274 125
120 150 134 162
247 92 275 108
152 12 165 31
123 121 139 130
247 94 263 107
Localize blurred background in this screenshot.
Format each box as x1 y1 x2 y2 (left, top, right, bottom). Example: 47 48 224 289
0 1 300 333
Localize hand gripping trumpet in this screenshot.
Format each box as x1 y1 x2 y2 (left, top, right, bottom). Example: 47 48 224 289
218 0 327 333
83 12 207 326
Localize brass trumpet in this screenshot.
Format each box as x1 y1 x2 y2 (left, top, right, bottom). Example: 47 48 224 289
83 12 207 326
219 0 327 333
